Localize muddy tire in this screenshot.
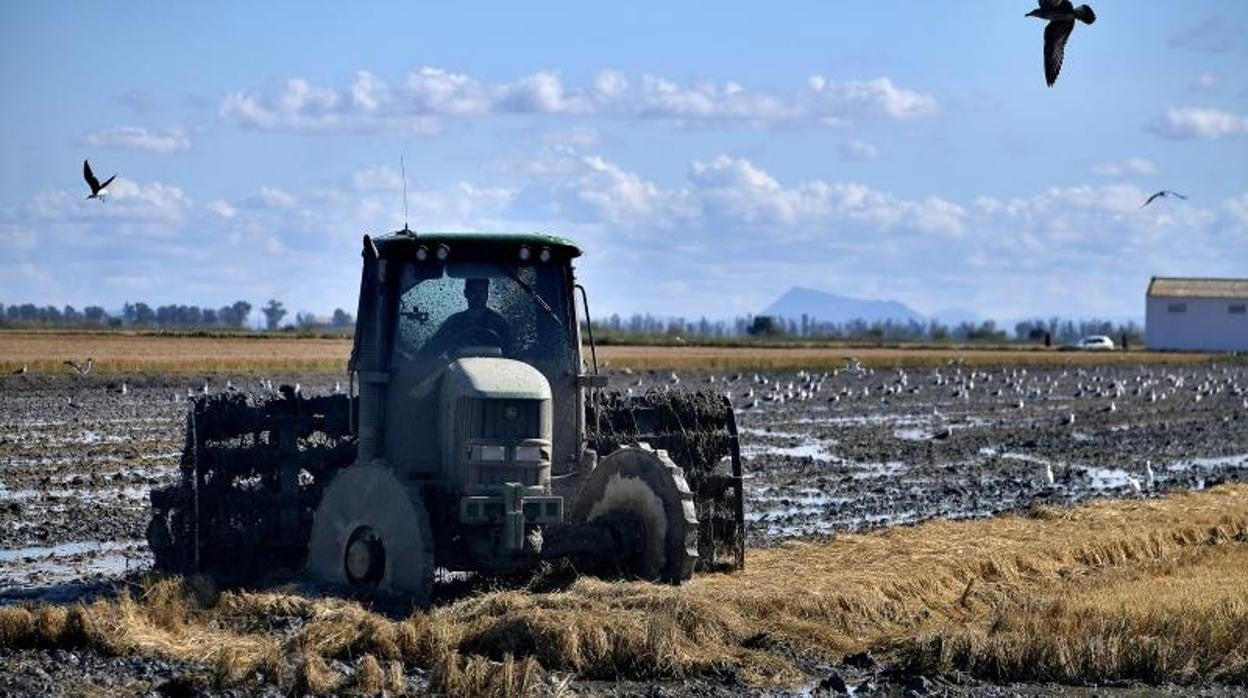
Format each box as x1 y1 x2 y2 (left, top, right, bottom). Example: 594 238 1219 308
305 466 435 605
571 444 698 583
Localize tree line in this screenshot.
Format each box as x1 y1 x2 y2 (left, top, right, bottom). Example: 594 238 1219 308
591 313 1144 345
0 300 355 332
1 300 1142 345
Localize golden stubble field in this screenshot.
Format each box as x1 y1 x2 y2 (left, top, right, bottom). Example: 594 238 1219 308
2 486 1246 694
0 330 1217 375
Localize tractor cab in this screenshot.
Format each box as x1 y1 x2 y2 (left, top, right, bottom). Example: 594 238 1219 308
363 232 592 486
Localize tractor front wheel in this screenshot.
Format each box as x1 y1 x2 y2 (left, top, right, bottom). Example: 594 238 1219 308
305 465 435 605
570 444 698 583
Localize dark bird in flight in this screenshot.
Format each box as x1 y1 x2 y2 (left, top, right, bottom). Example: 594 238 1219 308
83 160 116 200
1026 1 1096 87
1141 190 1188 208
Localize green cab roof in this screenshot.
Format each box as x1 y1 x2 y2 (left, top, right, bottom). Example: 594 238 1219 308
372 229 582 258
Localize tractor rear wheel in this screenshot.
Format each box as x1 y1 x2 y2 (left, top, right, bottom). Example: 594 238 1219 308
570 444 698 583
305 465 434 605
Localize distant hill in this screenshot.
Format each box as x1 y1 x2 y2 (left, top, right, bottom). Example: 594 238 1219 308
762 287 927 325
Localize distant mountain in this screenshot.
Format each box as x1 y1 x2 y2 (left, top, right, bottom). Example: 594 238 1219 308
762 287 927 325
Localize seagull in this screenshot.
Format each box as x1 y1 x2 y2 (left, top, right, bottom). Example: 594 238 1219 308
64 358 93 376
1026 1 1096 87
1126 475 1142 494
1044 463 1056 486
83 160 116 201
1140 190 1188 208
11 365 27 375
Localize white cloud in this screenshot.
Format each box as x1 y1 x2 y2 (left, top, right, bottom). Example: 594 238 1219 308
22 178 191 228
805 76 937 119
207 200 237 219
839 140 879 162
248 187 297 210
83 126 191 153
218 67 938 134
1152 107 1248 139
1090 157 1157 177
2 154 1243 321
1193 72 1222 92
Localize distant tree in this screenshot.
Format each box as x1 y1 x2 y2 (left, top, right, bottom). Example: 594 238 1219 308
217 300 252 328
331 308 354 328
262 299 288 330
747 315 783 337
83 306 108 324
201 308 218 325
126 302 154 325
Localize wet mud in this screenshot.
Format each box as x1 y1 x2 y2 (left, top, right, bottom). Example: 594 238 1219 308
1 362 1246 694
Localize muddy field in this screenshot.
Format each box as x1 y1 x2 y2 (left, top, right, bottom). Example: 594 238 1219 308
1 360 1246 694
2 362 1247 595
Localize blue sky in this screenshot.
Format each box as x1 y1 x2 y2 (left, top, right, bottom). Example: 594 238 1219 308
2 1 1246 322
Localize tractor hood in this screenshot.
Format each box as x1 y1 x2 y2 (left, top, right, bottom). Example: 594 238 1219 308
438 357 554 495
441 357 552 401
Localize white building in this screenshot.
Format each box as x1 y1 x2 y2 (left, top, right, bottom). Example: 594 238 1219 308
1146 277 1248 352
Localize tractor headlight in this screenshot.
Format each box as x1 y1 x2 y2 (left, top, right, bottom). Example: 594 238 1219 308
539 247 551 262
436 244 450 261
472 444 507 462
514 445 545 462
518 245 531 262
415 245 429 261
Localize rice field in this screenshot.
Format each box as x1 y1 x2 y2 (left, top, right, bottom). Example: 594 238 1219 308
0 330 1217 375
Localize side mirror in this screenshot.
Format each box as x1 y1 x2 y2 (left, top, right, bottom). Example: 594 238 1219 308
576 374 609 389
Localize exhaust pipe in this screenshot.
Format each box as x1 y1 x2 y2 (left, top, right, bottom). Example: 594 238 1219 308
353 235 383 463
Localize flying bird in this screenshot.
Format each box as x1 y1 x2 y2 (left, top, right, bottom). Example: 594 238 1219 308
82 160 116 201
1026 1 1096 87
64 357 93 376
1140 190 1188 208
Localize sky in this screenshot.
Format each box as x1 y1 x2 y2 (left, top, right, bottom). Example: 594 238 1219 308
1 1 1246 323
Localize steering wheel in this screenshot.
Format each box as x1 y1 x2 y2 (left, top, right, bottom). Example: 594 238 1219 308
438 324 506 358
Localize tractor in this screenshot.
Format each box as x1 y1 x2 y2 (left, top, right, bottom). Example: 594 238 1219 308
147 230 745 605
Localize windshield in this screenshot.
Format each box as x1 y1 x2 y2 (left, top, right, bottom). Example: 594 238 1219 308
393 260 572 363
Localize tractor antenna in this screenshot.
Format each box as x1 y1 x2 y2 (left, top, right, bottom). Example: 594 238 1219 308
400 155 411 234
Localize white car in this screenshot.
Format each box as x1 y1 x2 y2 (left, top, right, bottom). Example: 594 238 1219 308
1075 335 1115 351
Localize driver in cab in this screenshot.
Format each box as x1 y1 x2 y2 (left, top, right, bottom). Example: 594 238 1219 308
428 277 513 356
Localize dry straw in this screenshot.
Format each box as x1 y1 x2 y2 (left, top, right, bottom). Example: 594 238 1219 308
1 485 1245 694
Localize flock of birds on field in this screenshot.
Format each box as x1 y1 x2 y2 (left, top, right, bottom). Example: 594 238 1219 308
630 358 1247 419
621 359 1245 492
31 356 348 410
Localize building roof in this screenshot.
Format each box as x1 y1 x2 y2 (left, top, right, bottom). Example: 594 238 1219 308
1147 277 1248 299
